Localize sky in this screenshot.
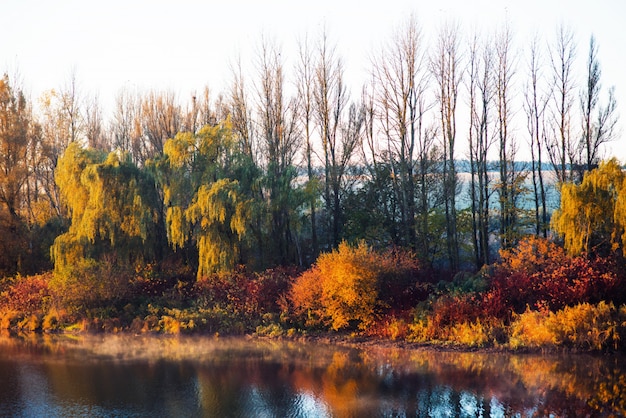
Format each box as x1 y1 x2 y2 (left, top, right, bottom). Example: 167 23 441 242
3 0 626 160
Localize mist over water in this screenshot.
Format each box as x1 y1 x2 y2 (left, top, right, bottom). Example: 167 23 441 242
0 333 624 417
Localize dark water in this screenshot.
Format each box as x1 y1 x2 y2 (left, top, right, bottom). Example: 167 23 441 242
0 334 624 417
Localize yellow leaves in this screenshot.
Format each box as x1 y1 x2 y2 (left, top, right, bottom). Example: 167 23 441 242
552 159 626 255
186 179 251 276
509 302 621 350
53 143 160 273
163 131 196 169
161 121 251 277
291 241 381 331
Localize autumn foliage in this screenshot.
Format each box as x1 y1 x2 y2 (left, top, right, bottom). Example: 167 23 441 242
289 242 423 331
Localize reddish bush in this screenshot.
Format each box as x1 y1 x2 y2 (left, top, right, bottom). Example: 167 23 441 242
376 247 426 310
0 273 51 314
194 266 298 318
429 294 484 329
485 237 622 319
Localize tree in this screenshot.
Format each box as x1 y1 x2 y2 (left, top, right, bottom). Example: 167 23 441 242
372 15 429 252
51 143 162 307
139 90 182 163
109 88 142 161
494 24 526 249
254 37 302 265
313 29 361 248
0 75 32 220
84 93 107 151
432 22 462 269
158 121 253 276
578 35 619 178
552 159 625 256
467 32 495 267
52 143 161 269
0 74 43 275
296 34 320 259
547 25 577 184
524 34 551 238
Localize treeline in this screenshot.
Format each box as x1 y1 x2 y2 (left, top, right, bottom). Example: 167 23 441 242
0 18 620 281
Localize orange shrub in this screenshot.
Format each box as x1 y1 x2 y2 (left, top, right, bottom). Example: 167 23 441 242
288 268 324 328
318 242 380 330
289 241 380 331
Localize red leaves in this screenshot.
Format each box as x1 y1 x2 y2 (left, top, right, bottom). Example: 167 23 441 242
486 237 621 317
0 273 51 314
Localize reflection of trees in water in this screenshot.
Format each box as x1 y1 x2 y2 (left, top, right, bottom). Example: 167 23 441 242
0 334 625 416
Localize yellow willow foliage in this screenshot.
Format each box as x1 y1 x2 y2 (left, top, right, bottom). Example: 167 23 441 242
316 241 380 331
162 120 250 276
54 142 104 222
552 159 625 255
166 206 187 249
186 178 250 276
53 145 159 271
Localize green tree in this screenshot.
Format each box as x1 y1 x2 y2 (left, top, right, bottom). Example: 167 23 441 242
552 159 625 256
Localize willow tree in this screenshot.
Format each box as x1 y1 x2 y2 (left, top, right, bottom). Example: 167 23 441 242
552 159 625 256
158 121 253 277
51 143 161 306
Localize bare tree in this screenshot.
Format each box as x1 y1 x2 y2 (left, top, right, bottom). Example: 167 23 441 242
61 70 83 145
578 35 619 178
524 34 551 237
296 34 319 257
432 21 462 270
467 31 495 267
254 36 301 265
494 24 525 249
313 28 357 248
110 88 141 160
373 14 431 252
84 93 107 151
229 57 255 160
547 24 577 184
139 90 181 162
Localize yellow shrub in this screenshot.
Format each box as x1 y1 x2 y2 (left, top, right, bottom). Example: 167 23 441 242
509 309 554 349
448 320 491 348
290 241 381 331
407 319 430 343
316 241 380 331
289 268 324 327
548 301 618 350
510 302 621 351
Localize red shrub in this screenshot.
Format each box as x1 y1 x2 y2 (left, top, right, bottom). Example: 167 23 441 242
0 273 51 314
429 294 484 329
485 237 621 318
194 266 298 317
377 247 427 310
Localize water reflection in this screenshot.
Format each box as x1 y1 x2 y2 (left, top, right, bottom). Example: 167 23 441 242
0 333 624 417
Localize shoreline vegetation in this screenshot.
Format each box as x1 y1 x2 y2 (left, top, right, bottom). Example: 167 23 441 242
2 236 626 354
0 21 624 355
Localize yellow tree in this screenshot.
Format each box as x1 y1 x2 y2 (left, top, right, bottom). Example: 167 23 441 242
158 121 254 276
51 143 161 306
552 158 624 255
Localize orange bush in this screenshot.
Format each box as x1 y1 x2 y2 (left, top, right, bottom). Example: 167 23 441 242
289 241 381 331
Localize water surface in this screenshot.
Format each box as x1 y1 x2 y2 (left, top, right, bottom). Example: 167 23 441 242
0 333 624 417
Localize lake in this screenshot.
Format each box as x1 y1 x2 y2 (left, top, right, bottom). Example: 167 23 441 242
0 333 624 417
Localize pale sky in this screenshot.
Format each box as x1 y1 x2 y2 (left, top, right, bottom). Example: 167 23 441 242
4 0 626 160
